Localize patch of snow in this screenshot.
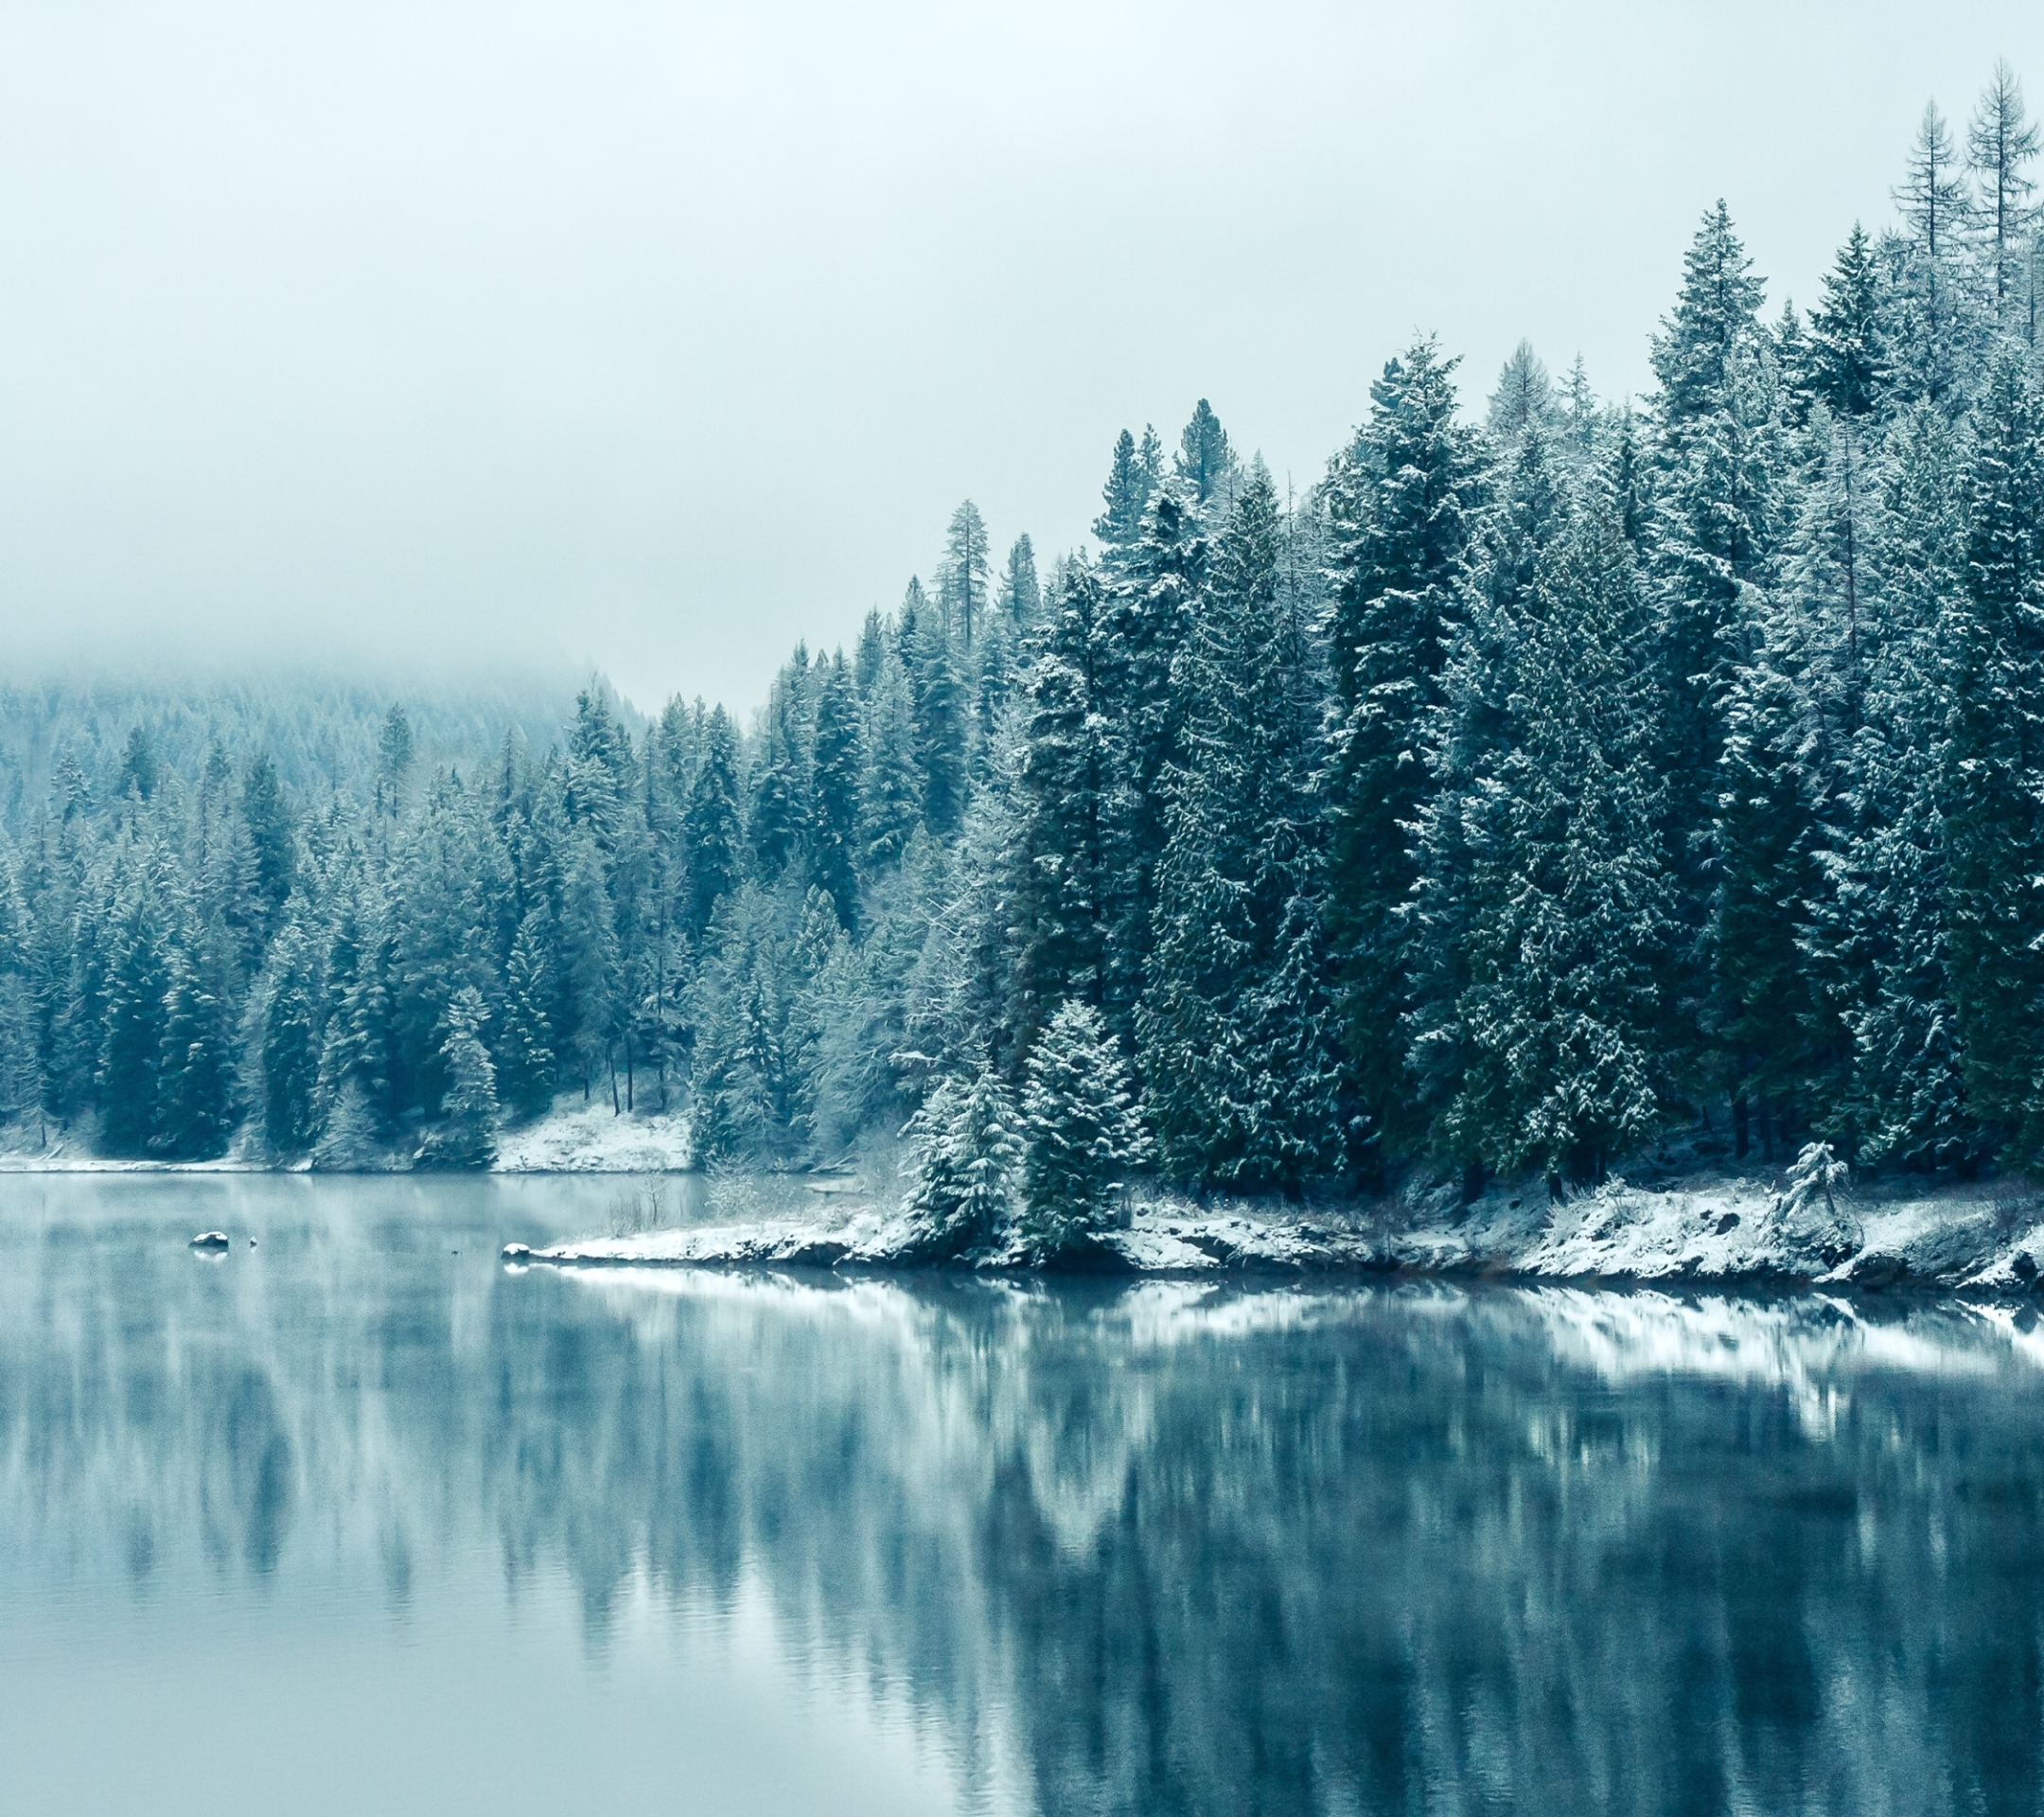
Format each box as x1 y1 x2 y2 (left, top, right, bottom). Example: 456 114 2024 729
491 1101 693 1173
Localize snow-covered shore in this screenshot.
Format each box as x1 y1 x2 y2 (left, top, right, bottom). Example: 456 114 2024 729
513 1170 2044 1297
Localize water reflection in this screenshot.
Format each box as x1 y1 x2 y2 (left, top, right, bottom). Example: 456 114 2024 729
4 1177 2044 1815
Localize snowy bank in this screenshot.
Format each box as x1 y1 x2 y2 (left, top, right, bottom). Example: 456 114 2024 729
515 1170 2044 1297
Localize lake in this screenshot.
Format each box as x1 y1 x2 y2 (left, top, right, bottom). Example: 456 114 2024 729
3 1174 2043 1815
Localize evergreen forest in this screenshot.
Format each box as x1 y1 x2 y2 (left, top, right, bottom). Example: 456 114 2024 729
9 66 2044 1218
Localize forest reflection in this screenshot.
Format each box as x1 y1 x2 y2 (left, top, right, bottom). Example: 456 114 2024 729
6 1199 2044 1817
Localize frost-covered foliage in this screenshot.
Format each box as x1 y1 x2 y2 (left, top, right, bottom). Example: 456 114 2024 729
900 1060 1023 1256
1019 1001 1151 1258
10 62 2044 1192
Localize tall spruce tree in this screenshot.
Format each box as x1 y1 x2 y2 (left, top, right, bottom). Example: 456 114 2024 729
936 501 992 647
1809 225 1889 419
1018 999 1149 1257
1324 336 1486 1169
1140 468 1341 1191
1009 562 1117 1065
1941 344 2044 1160
1422 506 1675 1185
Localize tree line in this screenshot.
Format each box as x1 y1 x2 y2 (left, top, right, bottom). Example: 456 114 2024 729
6 63 2044 1237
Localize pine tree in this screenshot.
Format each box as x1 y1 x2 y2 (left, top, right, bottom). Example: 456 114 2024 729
260 915 326 1156
238 753 297 957
901 1059 1022 1256
1173 399 1239 509
98 868 168 1157
1018 999 1150 1258
749 673 810 879
1094 432 1153 564
808 651 863 930
153 910 235 1160
1941 344 2044 1160
0 862 39 1134
1010 562 1116 1062
1897 99 1970 264
1405 428 1572 1155
1099 477 1209 1041
998 534 1041 631
1648 203 1787 1099
857 639 924 875
936 500 992 647
1968 58 2040 318
1325 336 1486 1168
1708 602 1830 1160
901 592 967 838
556 828 621 1104
1424 506 1675 1184
420 985 498 1168
1487 341 1559 445
496 905 557 1120
1140 468 1342 1191
1809 224 1889 418
683 708 743 938
115 726 159 803
1774 301 1818 431
1831 405 1978 1167
377 703 414 820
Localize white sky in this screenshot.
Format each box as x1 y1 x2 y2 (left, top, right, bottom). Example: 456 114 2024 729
2 1 2040 713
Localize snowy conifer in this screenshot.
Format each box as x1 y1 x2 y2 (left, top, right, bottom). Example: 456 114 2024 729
1019 999 1150 1258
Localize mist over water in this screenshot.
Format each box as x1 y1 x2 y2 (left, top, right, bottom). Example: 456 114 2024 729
4 1175 2043 1814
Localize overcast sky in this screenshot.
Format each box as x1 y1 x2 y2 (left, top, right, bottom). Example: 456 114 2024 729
2 2 2040 714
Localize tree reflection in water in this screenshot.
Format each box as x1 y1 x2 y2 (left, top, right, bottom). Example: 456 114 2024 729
4 1184 2044 1816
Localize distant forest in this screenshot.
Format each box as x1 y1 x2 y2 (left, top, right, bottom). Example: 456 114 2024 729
6 63 2044 1211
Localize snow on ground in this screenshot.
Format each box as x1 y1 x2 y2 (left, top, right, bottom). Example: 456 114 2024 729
491 1100 693 1173
520 1170 2044 1297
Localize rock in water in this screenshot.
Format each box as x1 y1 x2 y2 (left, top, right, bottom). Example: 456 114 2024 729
189 1231 230 1250
501 1243 531 1261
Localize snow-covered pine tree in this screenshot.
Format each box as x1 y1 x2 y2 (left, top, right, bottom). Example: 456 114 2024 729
152 907 236 1160
901 1058 1022 1256
419 984 498 1168
1324 335 1486 1170
1430 504 1676 1186
749 670 811 882
1407 425 1573 1158
1019 999 1150 1258
1828 405 1978 1166
900 587 967 838
999 534 1041 632
1009 563 1116 1067
1099 477 1208 1046
1094 430 1153 565
1174 399 1239 512
1941 344 2044 1162
935 500 992 649
1486 341 1559 447
1141 466 1341 1192
1809 224 1890 420
1707 595 1832 1161
683 707 744 937
260 913 326 1156
807 651 864 931
1647 202 1787 1102
496 904 557 1120
98 860 168 1157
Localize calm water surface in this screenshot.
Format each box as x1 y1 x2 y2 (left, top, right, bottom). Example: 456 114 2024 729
5 1174 2044 1815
